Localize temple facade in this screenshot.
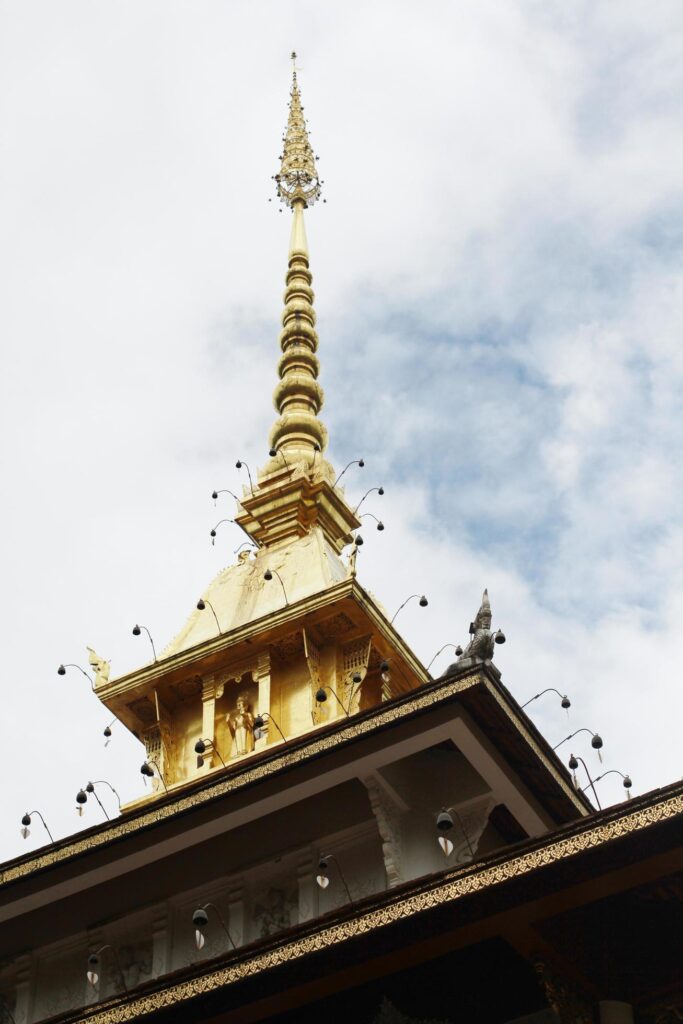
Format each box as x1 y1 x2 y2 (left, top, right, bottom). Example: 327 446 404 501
0 59 680 1024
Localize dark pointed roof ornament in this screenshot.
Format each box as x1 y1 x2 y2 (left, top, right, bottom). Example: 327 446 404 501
444 589 506 676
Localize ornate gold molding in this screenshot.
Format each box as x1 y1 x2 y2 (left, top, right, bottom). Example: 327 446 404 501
484 678 584 806
0 673 477 885
303 628 322 725
341 635 371 713
0 671 584 886
60 792 683 1023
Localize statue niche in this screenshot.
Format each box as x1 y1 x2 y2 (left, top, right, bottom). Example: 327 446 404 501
227 692 255 758
215 677 260 762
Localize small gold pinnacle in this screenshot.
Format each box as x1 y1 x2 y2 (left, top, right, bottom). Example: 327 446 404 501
274 56 321 209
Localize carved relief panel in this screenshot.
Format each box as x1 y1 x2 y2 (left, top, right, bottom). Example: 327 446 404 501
341 636 372 714
132 681 199 786
303 629 323 725
252 884 298 940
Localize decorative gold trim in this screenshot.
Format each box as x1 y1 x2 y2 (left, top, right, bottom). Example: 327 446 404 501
100 579 357 700
0 673 478 885
484 679 583 806
0 670 584 886
61 792 683 1023
96 579 428 707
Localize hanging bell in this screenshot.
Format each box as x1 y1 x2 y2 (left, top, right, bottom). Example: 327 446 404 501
436 810 453 833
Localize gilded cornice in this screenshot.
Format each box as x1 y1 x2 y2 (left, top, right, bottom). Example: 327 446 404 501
41 788 683 1024
234 471 360 554
482 673 588 807
98 578 428 704
350 582 430 683
0 667 586 888
0 670 479 887
100 579 357 698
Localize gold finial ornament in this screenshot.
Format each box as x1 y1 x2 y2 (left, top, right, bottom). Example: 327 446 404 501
269 56 327 460
274 55 321 209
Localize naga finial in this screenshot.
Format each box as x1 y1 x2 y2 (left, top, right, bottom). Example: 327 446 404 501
87 646 111 687
453 590 506 669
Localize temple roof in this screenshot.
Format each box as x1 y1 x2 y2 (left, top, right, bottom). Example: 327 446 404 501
161 527 348 658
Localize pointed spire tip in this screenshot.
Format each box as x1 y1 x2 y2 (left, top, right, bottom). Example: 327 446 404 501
274 54 321 209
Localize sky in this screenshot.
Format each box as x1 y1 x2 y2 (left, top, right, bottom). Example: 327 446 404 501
1 0 682 861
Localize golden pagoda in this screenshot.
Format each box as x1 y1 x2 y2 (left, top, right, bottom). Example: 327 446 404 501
82 54 427 802
0 58 680 1024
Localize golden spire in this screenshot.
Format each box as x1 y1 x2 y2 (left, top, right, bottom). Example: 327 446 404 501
269 54 326 461
234 56 360 553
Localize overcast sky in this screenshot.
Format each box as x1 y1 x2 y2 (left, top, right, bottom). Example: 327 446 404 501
1 0 682 860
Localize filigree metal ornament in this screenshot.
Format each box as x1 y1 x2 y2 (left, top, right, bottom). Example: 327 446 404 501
274 54 321 209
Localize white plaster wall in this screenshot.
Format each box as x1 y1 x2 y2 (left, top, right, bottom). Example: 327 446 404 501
0 824 385 1024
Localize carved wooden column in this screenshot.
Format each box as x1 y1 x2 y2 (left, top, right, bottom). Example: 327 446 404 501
363 776 404 888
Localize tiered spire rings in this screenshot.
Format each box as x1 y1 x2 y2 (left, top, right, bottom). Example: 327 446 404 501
269 55 327 462
235 56 359 552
